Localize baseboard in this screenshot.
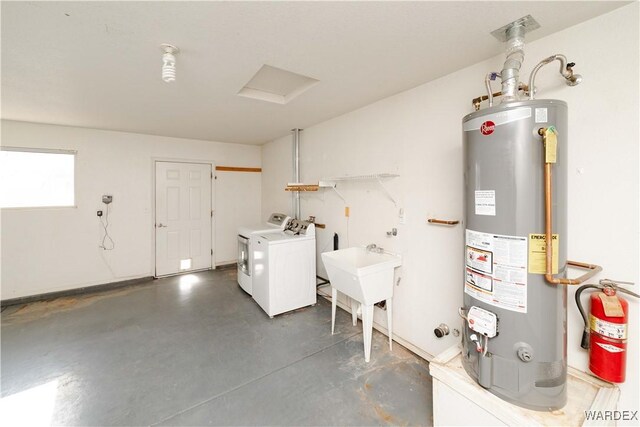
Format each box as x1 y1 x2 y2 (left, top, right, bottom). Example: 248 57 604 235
1 276 154 307
215 262 237 270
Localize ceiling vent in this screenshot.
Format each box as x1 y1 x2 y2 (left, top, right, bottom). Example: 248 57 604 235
237 65 319 105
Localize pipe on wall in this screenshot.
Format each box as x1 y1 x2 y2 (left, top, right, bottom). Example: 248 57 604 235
291 128 302 219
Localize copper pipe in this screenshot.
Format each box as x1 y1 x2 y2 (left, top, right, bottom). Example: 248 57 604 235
472 92 502 111
539 127 602 285
472 83 530 111
544 160 553 274
427 219 460 226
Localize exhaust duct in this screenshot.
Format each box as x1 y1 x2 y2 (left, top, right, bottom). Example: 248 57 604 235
490 15 540 103
500 24 525 102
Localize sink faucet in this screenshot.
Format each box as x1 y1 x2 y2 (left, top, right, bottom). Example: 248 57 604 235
366 244 384 253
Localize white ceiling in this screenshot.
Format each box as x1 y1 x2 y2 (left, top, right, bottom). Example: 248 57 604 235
1 1 628 145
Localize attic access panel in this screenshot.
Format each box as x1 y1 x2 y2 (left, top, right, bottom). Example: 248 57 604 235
237 64 319 104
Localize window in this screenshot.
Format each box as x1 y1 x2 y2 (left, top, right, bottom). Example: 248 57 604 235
0 148 76 208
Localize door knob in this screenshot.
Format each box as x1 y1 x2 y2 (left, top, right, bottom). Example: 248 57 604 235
157 223 168 228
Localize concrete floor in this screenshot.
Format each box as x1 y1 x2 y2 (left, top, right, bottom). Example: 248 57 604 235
1 269 432 426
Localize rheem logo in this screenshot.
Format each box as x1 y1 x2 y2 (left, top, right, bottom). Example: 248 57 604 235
480 121 495 135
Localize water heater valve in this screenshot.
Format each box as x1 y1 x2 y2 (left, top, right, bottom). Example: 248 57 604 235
467 306 498 338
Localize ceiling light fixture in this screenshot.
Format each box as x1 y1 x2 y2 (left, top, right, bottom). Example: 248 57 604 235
160 44 179 83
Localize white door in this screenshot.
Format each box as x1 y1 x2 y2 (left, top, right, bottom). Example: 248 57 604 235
155 161 212 276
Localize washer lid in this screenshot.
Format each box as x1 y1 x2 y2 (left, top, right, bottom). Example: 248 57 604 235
258 232 315 244
238 223 283 236
238 213 290 236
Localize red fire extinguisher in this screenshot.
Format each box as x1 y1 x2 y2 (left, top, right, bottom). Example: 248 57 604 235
576 279 638 383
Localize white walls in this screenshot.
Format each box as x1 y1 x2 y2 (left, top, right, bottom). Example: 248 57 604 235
214 169 262 263
1 120 261 299
262 4 639 414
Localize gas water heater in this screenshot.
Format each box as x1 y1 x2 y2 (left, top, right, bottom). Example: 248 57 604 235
460 16 601 411
462 99 569 410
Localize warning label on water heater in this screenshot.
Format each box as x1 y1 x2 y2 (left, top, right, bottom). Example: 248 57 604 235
465 229 528 313
528 233 559 274
475 190 496 216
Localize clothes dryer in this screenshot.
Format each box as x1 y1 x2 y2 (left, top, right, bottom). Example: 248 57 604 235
237 213 289 294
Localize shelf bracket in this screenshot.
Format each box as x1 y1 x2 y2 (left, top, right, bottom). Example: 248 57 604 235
376 177 398 206
318 174 398 205
319 181 346 203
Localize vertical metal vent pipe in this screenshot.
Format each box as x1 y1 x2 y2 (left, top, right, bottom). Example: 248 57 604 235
291 128 302 219
500 23 526 103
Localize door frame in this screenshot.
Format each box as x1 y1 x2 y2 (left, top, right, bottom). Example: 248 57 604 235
151 157 216 277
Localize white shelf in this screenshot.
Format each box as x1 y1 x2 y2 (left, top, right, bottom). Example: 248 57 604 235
320 173 399 182
319 173 399 205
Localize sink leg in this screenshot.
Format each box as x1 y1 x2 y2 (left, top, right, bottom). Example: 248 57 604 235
331 287 337 334
351 298 358 326
386 297 393 350
362 304 374 362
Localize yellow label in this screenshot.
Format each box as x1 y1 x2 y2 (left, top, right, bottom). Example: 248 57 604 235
528 233 559 274
545 128 557 164
344 206 350 217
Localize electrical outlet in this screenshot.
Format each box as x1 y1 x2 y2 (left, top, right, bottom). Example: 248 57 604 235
398 208 405 224
102 195 113 204
97 210 103 217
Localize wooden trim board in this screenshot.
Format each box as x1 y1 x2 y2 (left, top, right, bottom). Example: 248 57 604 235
215 166 262 173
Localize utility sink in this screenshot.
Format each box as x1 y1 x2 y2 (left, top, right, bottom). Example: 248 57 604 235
322 246 402 362
322 246 401 305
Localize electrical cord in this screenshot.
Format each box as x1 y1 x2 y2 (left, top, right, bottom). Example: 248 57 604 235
99 203 115 250
346 215 350 248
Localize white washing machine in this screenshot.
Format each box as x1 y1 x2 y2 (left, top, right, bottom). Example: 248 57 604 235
252 219 316 317
237 213 290 295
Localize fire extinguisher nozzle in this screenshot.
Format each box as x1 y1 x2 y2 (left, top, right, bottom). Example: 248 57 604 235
580 330 590 350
